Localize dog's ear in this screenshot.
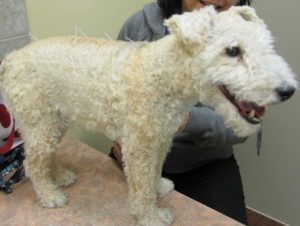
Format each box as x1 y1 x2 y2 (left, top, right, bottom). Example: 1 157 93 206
164 6 217 54
230 6 260 23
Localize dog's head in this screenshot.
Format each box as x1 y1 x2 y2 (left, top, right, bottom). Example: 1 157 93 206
165 6 298 136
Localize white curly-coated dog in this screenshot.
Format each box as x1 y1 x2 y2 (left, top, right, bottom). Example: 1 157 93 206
0 6 297 226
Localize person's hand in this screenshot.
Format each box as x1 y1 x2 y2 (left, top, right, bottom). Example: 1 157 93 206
112 139 124 168
176 112 191 133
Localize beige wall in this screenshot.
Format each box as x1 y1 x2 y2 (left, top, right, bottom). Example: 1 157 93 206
25 0 150 39
25 0 300 224
235 1 300 225
25 0 150 152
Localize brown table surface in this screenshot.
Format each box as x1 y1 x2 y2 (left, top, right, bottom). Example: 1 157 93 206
0 136 243 226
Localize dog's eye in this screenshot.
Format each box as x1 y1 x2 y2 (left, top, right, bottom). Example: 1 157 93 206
225 47 241 57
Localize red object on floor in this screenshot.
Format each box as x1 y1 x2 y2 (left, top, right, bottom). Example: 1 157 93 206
0 104 11 128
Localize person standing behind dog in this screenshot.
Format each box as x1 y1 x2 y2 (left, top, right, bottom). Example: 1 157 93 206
110 0 252 224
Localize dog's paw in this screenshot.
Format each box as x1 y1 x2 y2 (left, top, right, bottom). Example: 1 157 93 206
158 208 173 225
157 177 174 198
53 168 76 187
39 190 68 208
138 208 173 226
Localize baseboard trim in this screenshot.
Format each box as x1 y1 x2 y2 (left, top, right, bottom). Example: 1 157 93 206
246 207 288 226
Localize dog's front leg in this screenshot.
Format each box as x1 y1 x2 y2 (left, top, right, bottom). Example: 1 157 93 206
122 132 173 226
155 137 174 198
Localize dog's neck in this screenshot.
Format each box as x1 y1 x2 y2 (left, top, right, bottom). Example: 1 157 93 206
142 35 200 104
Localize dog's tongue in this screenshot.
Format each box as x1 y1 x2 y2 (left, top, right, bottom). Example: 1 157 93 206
237 102 266 118
253 105 266 118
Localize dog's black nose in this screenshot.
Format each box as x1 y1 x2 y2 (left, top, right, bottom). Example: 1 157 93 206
276 85 295 101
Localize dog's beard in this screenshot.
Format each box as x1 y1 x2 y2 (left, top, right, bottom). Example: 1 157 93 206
218 85 265 125
200 88 261 137
217 101 261 137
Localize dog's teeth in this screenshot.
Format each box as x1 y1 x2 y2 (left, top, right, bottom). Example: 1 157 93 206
248 110 255 118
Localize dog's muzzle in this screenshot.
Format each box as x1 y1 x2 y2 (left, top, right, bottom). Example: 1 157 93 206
275 85 295 101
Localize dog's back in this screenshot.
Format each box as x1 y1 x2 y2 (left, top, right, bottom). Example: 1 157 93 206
0 37 148 133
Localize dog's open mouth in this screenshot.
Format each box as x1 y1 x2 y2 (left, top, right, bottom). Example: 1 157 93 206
218 85 266 124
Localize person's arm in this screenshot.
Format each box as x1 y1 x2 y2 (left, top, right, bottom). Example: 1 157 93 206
117 17 136 41
180 104 247 147
117 11 147 42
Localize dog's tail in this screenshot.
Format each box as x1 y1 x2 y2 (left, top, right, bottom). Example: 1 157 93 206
0 50 16 80
0 60 4 79
0 59 6 89
0 56 13 101
0 60 7 99
0 59 8 100
0 58 9 83
0 53 16 84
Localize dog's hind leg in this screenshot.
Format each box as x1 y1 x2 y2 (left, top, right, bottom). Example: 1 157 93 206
12 100 68 207
21 114 69 208
122 128 174 226
1 62 71 207
51 159 76 187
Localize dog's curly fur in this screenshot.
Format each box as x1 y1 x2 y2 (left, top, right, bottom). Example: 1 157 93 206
0 6 297 226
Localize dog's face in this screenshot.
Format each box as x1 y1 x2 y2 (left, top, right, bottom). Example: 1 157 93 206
166 6 298 136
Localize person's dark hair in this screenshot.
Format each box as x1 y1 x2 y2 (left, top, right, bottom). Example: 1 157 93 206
157 0 253 18
236 0 252 6
157 0 182 19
